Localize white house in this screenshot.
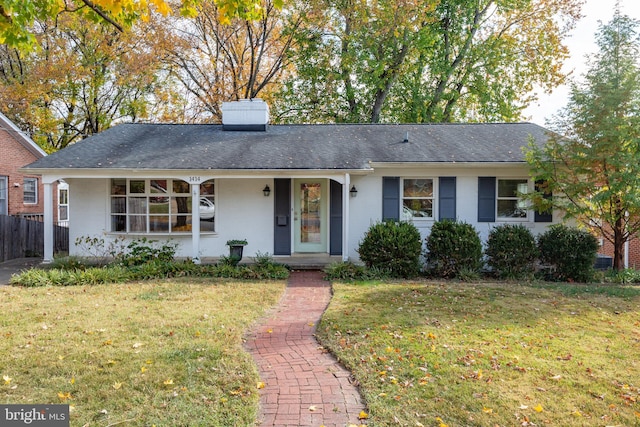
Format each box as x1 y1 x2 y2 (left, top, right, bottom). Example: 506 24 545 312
23 99 560 263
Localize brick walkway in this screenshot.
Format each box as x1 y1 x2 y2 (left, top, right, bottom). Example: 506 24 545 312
245 270 367 427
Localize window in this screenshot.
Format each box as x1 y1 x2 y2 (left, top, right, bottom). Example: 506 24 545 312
58 187 69 221
23 178 37 204
402 178 433 219
110 179 215 233
0 176 7 215
497 179 528 219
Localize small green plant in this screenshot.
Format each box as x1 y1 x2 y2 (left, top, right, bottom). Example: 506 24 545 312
116 238 177 267
324 261 371 281
537 224 599 282
226 239 248 246
74 234 128 265
485 224 538 279
425 220 482 278
357 221 422 278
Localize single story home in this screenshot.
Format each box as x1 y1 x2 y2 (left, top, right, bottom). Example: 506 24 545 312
23 99 561 263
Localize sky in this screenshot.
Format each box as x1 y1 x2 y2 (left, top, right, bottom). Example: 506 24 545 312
523 0 640 126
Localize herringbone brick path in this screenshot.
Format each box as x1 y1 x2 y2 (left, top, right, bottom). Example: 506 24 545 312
245 270 367 427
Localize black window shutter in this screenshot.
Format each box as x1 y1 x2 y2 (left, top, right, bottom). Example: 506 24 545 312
439 177 456 220
534 180 553 222
382 177 400 221
478 177 496 222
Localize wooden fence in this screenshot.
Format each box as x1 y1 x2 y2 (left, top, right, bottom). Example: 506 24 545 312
0 215 69 262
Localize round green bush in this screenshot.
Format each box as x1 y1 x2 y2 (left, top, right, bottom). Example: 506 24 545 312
485 224 538 279
426 220 482 278
357 221 422 278
537 224 599 282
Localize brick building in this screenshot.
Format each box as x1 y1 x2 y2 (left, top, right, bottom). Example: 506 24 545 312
0 112 59 221
598 232 640 269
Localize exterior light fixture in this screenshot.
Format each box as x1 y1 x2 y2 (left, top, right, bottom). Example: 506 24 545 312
350 185 358 197
263 185 271 197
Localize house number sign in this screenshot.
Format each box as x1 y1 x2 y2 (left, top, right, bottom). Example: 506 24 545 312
187 176 203 184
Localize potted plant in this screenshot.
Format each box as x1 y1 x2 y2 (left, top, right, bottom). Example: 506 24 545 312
226 239 247 265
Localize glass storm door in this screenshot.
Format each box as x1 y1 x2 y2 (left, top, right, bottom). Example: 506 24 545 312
294 179 327 253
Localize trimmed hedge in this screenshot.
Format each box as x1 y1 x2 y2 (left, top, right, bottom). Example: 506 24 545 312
357 221 422 278
485 224 538 279
426 220 482 278
537 224 599 282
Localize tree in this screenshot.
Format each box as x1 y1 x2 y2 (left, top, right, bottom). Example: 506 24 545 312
526 11 640 271
275 0 581 124
0 15 181 151
0 0 270 49
164 0 301 121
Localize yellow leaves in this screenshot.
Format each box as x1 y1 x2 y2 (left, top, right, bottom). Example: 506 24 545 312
358 410 368 419
163 379 174 386
482 407 493 414
435 416 448 427
150 0 173 16
533 404 543 412
3 375 11 385
571 409 582 417
266 328 273 334
69 377 75 385
112 382 122 390
140 367 147 373
256 381 265 389
102 339 113 346
57 391 72 401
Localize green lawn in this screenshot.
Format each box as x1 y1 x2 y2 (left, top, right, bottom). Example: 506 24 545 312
0 279 285 426
317 280 640 427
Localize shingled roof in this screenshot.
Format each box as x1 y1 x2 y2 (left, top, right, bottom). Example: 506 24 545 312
24 122 551 172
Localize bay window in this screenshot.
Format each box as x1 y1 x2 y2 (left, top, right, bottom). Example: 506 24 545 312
110 178 215 233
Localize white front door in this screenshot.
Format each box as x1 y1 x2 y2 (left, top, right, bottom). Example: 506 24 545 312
293 179 327 253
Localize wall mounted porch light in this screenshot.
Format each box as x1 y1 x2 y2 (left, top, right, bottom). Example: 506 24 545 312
263 185 271 197
350 185 358 197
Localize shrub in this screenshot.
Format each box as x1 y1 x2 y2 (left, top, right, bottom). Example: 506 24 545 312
425 220 482 278
537 224 599 282
485 224 538 279
117 238 177 267
325 262 370 281
357 221 422 278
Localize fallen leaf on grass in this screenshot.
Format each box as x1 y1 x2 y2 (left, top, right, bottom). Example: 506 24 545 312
163 379 174 386
482 407 493 414
112 382 122 390
57 392 72 401
534 404 543 412
359 410 368 419
3 375 11 385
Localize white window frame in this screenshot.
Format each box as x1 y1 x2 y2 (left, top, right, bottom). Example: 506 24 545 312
0 176 7 215
58 187 69 221
109 178 215 234
401 178 435 221
23 177 38 204
496 178 529 221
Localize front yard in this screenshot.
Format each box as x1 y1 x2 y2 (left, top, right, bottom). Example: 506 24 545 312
317 281 640 426
2 277 639 426
0 279 285 426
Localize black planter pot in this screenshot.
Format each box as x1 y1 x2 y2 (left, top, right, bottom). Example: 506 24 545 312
229 245 244 265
